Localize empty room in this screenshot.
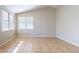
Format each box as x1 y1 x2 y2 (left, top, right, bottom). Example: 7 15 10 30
0 5 79 53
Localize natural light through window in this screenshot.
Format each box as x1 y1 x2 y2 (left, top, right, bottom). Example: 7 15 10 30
2 10 14 31
2 10 9 31
18 17 33 30
9 14 14 30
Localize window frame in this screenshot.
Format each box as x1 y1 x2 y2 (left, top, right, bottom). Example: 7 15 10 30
9 14 14 30
18 17 33 30
1 10 14 31
1 10 9 31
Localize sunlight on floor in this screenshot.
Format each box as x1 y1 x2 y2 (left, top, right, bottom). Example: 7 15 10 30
12 41 24 53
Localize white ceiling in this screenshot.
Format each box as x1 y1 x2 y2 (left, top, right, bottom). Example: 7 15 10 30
5 5 58 13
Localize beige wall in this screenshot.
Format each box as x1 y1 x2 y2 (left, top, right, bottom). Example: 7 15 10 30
17 7 56 37
0 6 16 44
56 5 79 46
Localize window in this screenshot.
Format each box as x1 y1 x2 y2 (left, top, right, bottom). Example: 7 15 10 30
9 15 14 30
18 17 33 29
18 17 26 29
1 10 14 31
26 17 33 29
2 10 9 31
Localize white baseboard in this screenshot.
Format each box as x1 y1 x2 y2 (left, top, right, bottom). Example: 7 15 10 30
56 36 79 47
0 36 16 47
17 35 56 38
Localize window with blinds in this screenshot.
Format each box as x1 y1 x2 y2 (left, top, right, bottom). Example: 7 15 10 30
2 10 9 31
9 14 14 30
1 10 14 31
18 17 33 29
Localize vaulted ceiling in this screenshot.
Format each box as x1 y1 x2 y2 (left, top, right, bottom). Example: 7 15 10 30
5 5 59 13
